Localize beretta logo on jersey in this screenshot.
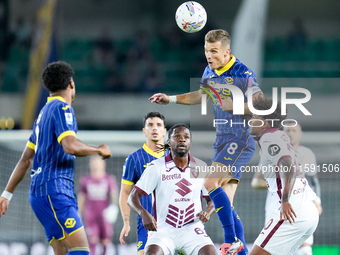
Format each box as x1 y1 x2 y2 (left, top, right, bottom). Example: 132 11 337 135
65 113 73 125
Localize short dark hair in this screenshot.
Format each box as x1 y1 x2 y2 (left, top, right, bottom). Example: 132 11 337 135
253 97 286 128
143 112 165 126
42 61 74 93
168 123 191 140
205 29 231 48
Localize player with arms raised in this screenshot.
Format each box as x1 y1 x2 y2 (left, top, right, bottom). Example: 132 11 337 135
0 61 111 255
119 112 167 255
149 29 263 255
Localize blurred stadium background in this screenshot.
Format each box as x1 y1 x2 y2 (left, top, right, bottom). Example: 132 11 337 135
0 0 339 254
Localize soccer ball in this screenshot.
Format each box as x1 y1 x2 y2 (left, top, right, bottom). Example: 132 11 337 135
175 1 207 33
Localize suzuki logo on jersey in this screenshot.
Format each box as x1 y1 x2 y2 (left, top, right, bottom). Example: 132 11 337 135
175 178 192 197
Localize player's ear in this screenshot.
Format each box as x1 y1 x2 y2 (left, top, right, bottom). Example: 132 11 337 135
142 128 146 136
224 46 231 55
69 78 75 89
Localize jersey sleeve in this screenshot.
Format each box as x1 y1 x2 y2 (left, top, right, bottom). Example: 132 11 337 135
53 104 77 144
261 135 293 167
121 155 136 186
134 162 159 196
245 74 262 101
27 120 37 150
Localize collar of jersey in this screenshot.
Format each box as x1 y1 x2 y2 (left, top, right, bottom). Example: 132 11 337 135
47 96 66 103
143 143 164 158
255 128 280 141
214 55 236 76
165 153 195 172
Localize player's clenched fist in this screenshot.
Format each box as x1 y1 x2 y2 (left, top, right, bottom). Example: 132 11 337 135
197 211 210 223
98 144 112 159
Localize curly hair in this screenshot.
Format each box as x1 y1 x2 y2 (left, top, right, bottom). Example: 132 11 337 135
157 123 191 151
253 96 286 128
42 61 74 93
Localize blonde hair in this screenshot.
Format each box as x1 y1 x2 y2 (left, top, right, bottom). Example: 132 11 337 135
205 29 231 48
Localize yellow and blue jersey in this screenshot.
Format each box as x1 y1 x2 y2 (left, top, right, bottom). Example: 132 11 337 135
201 55 262 139
122 144 165 217
122 143 166 251
27 96 78 198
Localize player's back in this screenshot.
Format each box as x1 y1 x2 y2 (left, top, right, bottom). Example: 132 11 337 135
28 97 78 198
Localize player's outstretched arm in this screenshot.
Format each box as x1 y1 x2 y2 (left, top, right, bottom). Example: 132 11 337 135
0 146 35 217
61 136 111 159
119 183 133 245
279 157 297 224
149 90 203 105
128 187 157 231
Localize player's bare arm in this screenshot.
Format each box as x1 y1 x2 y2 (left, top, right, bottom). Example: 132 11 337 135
149 90 203 105
251 170 267 190
0 146 35 217
197 198 215 223
279 157 297 224
61 136 111 159
128 187 157 231
119 183 133 245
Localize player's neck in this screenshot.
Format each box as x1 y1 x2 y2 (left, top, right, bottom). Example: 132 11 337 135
50 91 72 105
216 55 231 71
146 141 163 152
172 153 189 170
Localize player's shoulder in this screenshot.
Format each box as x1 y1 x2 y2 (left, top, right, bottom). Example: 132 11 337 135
148 156 165 168
191 156 207 167
233 57 254 75
126 146 144 160
202 65 214 78
47 98 73 114
260 129 289 147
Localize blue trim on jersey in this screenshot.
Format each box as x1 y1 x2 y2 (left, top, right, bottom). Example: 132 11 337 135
29 97 78 198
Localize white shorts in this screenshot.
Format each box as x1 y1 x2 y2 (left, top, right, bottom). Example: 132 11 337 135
145 222 214 255
254 201 319 255
302 235 313 245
